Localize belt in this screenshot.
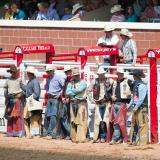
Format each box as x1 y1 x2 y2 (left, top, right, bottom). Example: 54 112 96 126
48 94 59 99
96 99 106 104
70 98 86 103
138 105 147 110
8 92 23 99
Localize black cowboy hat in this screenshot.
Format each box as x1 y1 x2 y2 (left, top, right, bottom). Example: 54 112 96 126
7 65 18 73
130 69 145 78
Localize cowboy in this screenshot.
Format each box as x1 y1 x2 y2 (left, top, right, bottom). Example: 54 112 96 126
119 28 137 65
108 68 133 145
66 68 88 143
128 69 148 145
43 65 55 138
23 66 41 138
4 65 25 137
44 65 65 139
95 25 119 66
59 65 72 140
87 67 112 143
45 65 55 92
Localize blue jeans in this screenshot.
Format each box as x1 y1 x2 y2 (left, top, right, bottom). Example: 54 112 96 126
45 99 59 117
112 124 122 141
112 103 122 141
124 61 133 72
44 115 57 137
44 99 60 137
98 104 107 139
60 103 70 137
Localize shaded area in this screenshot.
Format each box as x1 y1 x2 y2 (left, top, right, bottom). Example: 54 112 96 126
0 147 130 160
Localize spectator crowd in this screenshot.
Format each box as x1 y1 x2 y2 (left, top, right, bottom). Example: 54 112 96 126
1 0 160 22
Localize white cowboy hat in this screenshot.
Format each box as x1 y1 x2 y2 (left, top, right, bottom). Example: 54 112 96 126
120 28 133 37
117 68 124 74
45 65 55 72
72 68 80 76
72 3 83 14
104 25 115 32
4 4 9 9
110 4 124 14
97 67 106 74
26 66 36 75
64 65 72 72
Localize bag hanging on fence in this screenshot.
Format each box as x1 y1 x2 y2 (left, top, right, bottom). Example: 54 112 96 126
26 95 43 112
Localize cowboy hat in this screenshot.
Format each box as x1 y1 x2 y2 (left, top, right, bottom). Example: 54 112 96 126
45 65 55 72
7 65 18 73
130 69 145 78
110 4 124 14
72 68 80 76
4 4 9 9
72 3 83 14
117 68 124 74
104 25 115 32
97 67 106 74
64 65 72 72
120 28 133 38
26 66 36 75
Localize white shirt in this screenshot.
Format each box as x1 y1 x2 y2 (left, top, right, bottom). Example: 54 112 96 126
154 6 160 15
96 34 119 61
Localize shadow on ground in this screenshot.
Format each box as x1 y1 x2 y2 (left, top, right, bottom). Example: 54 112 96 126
0 147 130 160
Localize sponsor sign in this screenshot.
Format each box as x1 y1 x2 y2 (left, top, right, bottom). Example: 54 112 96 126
14 44 55 54
78 46 118 56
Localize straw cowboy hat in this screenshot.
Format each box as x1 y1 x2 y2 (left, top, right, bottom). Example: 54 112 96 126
120 28 133 38
72 3 83 14
130 69 145 78
104 25 115 32
45 65 55 72
97 67 106 74
117 68 124 74
7 65 18 73
72 68 80 76
64 65 72 72
26 66 36 75
110 4 124 14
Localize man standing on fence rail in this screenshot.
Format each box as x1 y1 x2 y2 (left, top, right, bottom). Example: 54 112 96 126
66 68 88 143
44 66 65 139
4 65 25 137
119 29 137 65
128 69 148 145
95 25 119 66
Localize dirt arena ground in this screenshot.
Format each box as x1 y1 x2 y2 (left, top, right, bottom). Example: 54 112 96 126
0 133 160 160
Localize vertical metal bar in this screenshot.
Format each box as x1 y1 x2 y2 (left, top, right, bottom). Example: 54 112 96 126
147 67 151 143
